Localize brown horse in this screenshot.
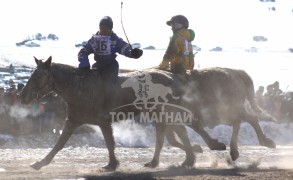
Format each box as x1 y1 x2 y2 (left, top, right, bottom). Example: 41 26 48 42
120 67 276 161
21 56 224 170
164 67 276 161
20 56 275 171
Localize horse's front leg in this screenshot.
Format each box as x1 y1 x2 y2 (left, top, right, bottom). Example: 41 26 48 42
145 123 166 168
166 126 203 153
30 120 80 170
230 121 240 161
100 123 119 171
171 125 195 168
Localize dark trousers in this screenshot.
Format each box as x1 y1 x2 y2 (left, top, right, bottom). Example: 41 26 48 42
170 63 186 75
92 61 119 116
92 61 119 84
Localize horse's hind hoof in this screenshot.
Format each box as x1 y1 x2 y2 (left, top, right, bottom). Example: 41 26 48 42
102 161 119 171
260 138 276 148
230 149 239 161
144 160 159 168
209 140 226 151
181 159 194 169
30 161 43 171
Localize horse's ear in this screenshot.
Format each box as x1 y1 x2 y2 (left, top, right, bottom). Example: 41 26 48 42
44 56 52 67
34 56 42 66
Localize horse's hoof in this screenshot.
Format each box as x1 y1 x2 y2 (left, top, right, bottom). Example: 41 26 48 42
102 161 119 171
209 140 226 151
192 144 203 153
218 142 227 150
260 138 276 148
181 159 194 168
230 149 239 161
144 160 159 168
30 162 43 170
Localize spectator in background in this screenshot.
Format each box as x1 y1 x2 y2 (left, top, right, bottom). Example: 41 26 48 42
9 64 14 74
0 87 4 104
263 84 275 114
272 81 283 96
263 81 285 122
0 87 11 134
256 86 265 108
17 83 24 96
3 85 18 106
0 87 6 116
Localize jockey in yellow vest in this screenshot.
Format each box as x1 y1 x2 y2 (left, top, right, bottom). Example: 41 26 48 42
158 15 195 74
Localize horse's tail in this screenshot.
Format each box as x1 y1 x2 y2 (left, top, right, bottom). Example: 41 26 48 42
238 70 277 122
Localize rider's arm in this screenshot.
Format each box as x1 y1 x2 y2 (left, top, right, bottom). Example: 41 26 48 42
163 35 178 62
112 33 133 58
78 37 94 68
112 33 142 59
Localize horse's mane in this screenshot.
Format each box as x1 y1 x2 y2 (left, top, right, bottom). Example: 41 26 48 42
51 63 76 78
51 63 101 81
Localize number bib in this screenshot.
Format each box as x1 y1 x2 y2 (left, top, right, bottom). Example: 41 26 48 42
91 35 112 55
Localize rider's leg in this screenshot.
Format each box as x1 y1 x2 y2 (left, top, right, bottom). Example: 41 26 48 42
99 62 119 119
170 63 188 83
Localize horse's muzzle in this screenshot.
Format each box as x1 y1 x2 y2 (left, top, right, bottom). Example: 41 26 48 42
19 91 33 105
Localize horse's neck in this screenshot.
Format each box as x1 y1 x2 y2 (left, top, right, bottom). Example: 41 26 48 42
51 64 81 102
50 65 125 104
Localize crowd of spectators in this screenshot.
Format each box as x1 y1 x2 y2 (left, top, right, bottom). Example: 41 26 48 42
256 81 293 126
0 83 67 135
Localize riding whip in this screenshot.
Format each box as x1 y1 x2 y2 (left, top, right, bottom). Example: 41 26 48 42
121 2 132 50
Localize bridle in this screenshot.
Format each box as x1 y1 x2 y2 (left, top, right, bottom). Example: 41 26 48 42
30 69 54 101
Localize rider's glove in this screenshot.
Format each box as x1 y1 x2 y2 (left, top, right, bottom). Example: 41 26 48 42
131 48 143 59
78 57 90 69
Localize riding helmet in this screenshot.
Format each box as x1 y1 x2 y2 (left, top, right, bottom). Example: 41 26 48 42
166 15 189 29
99 16 113 30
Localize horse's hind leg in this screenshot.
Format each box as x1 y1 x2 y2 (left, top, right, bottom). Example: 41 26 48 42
100 123 119 170
30 120 80 170
171 125 195 168
145 123 166 168
245 113 276 148
189 119 226 151
166 126 203 153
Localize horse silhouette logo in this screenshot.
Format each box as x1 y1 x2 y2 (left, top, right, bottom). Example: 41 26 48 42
121 72 179 111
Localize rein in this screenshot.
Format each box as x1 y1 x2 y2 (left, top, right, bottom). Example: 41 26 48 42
32 68 54 100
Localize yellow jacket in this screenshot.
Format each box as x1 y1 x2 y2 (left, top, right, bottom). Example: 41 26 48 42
162 28 195 71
